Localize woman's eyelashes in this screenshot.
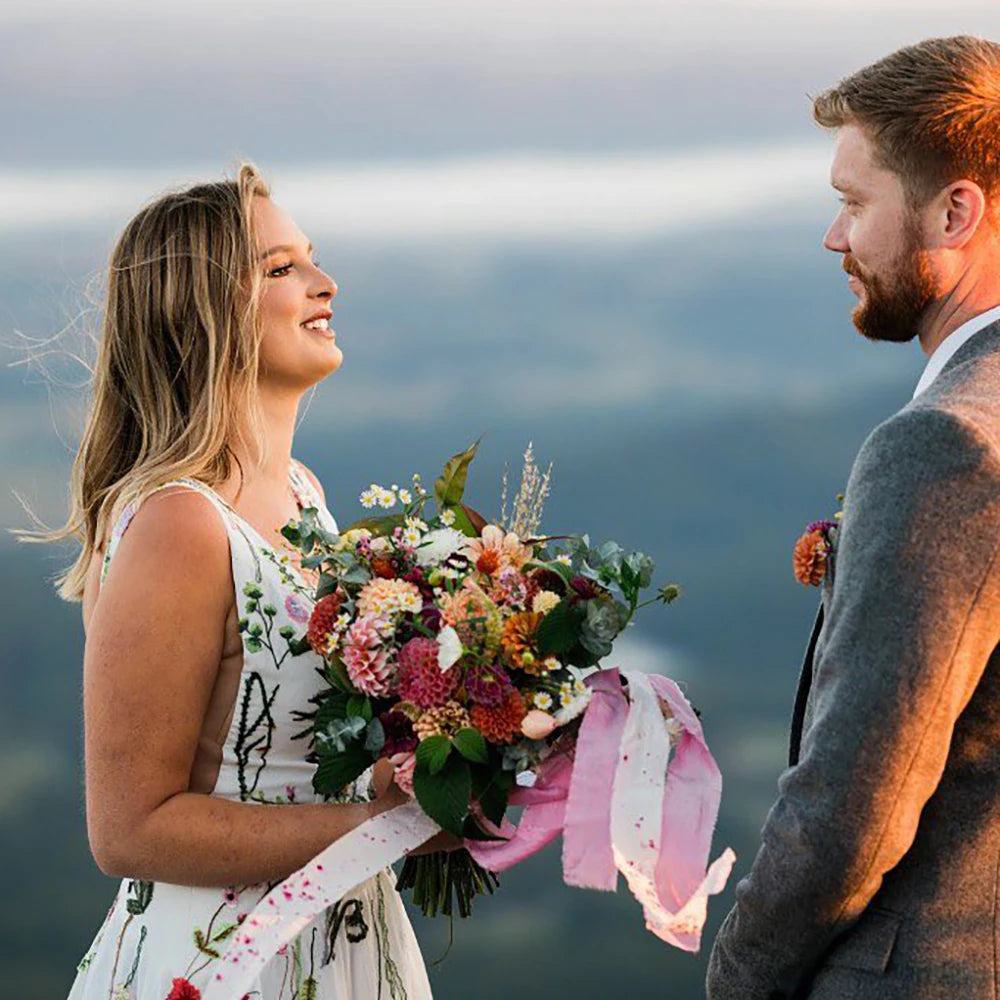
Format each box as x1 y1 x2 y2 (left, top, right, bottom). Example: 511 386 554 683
266 258 321 279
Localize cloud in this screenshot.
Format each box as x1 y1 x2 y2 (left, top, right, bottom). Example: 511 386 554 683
0 140 833 243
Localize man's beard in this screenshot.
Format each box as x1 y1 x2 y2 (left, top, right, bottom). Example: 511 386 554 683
843 222 937 343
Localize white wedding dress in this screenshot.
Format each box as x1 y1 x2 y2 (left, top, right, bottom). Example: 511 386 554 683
68 460 432 1000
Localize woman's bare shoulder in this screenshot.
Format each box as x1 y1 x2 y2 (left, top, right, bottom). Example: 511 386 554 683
86 487 232 623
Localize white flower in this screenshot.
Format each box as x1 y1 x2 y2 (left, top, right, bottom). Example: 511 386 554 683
554 684 592 725
554 553 572 566
399 489 413 504
533 691 554 711
406 517 428 532
542 656 561 673
360 488 377 509
399 591 422 613
401 527 422 548
415 527 467 567
437 625 463 672
440 508 457 526
378 489 397 509
335 612 352 632
532 590 561 615
559 682 574 706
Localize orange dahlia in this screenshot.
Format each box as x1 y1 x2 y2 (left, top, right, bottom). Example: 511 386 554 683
501 611 545 674
793 530 830 587
306 592 343 654
470 691 527 744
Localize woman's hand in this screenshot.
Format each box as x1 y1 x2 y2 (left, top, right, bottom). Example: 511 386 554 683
370 757 463 853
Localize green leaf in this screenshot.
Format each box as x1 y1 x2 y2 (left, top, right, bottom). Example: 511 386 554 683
453 727 488 764
447 504 479 539
413 755 472 836
313 743 372 796
346 695 373 721
364 717 386 754
325 655 358 693
316 573 340 599
536 598 583 655
416 734 452 775
434 439 481 508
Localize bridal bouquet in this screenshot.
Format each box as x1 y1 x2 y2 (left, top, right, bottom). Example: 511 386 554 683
284 443 679 911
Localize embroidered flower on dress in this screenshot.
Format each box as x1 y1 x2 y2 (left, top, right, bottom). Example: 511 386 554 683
284 593 311 623
166 978 201 1000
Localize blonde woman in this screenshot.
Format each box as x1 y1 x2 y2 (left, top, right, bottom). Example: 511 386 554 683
40 164 445 998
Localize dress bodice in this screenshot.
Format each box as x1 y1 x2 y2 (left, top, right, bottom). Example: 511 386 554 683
100 459 366 806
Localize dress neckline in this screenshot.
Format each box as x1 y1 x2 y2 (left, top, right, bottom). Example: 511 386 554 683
179 463 319 589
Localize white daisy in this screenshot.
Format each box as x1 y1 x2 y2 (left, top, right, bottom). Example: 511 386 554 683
533 691 554 711
440 509 457 526
378 489 397 509
399 489 413 504
360 488 377 509
401 527 422 548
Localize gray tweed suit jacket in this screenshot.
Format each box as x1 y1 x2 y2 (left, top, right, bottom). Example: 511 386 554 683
707 320 1000 999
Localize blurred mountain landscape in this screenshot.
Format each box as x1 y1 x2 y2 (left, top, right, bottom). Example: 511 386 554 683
0 214 923 997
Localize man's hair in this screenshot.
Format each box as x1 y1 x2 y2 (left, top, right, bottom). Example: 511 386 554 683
813 36 1000 207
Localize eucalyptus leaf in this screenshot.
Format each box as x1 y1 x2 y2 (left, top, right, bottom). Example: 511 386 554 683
364 717 386 754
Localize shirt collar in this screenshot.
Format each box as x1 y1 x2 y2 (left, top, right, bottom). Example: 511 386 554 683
912 303 1000 399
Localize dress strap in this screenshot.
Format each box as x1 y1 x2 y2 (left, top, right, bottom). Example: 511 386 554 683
100 479 234 588
289 458 339 534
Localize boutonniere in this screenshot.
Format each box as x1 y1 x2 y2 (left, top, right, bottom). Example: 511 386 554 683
793 496 844 587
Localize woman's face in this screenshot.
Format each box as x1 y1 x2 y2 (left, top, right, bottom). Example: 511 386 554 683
253 195 342 393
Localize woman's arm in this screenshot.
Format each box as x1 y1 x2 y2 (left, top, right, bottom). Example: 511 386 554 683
83 487 408 888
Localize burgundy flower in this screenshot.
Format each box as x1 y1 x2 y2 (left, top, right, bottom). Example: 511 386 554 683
380 710 419 756
570 575 601 601
464 661 514 707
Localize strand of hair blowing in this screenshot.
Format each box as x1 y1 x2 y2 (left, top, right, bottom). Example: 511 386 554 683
17 162 271 601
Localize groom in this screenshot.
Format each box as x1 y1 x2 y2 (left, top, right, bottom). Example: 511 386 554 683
707 36 1000 999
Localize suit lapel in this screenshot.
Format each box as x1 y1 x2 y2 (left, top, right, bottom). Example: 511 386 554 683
788 604 824 766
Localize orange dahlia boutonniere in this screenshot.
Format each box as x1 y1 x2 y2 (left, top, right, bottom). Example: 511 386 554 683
793 520 838 587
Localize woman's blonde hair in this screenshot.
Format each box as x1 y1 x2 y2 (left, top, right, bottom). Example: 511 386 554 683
23 161 272 601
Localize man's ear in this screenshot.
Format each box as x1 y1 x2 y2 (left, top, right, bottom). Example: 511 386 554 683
935 180 987 250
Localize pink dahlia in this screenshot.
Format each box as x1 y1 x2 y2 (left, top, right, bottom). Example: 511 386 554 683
342 615 395 696
464 661 514 707
396 637 460 709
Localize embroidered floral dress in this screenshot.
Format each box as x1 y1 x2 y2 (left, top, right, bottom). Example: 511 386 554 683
69 461 432 1000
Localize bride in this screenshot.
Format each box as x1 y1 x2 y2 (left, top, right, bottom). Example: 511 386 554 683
40 162 452 998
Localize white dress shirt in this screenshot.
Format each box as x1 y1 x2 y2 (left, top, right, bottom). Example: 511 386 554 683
912 303 1000 398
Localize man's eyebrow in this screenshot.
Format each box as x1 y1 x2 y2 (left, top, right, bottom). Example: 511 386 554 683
258 242 313 260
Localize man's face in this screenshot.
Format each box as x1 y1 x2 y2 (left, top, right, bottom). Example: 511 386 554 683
823 124 937 343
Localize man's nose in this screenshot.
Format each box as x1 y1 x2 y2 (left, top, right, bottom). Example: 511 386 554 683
823 210 850 253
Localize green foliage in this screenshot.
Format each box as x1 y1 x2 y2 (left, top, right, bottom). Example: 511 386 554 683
452 727 488 764
314 743 372 797
536 598 584 654
413 754 472 836
435 439 481 508
415 734 452 775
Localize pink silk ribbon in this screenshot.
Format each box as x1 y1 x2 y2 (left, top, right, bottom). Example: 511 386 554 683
205 668 733 995
468 668 735 952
